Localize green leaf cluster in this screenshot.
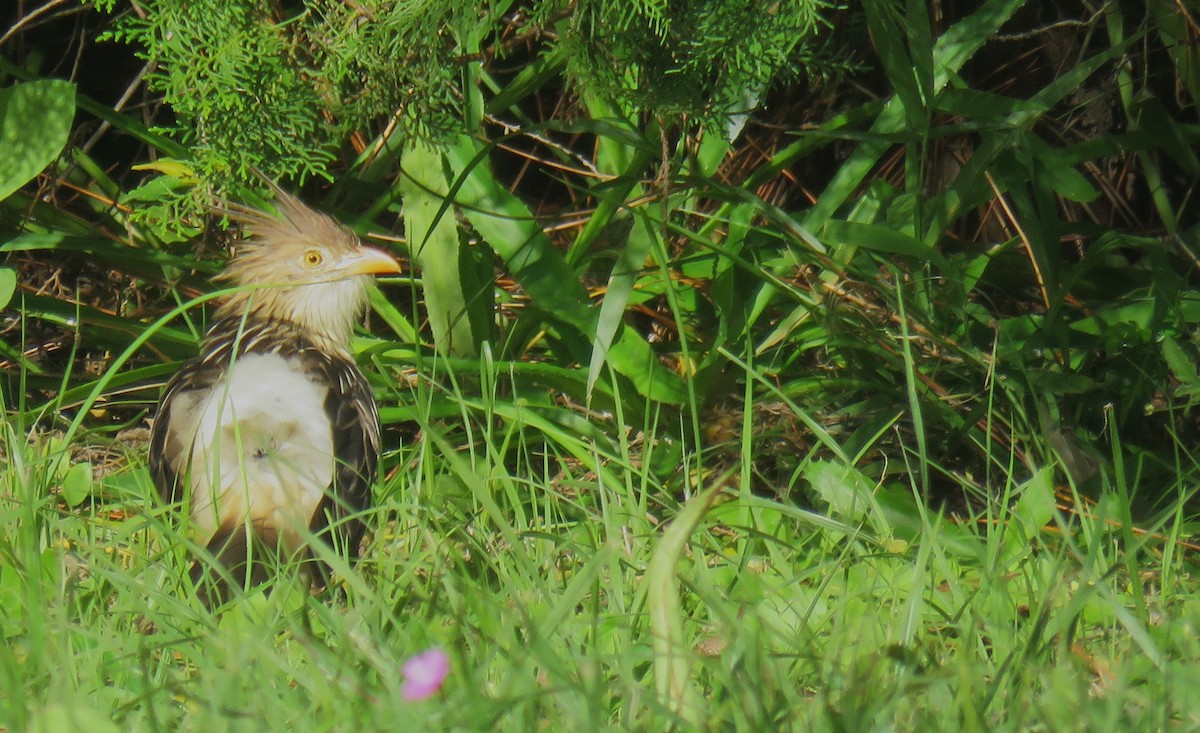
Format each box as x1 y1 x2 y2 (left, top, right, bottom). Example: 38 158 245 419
103 0 333 185
305 0 485 140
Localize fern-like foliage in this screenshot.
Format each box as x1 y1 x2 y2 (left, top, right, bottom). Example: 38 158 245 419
105 0 334 185
98 0 492 200
550 0 834 128
94 0 836 216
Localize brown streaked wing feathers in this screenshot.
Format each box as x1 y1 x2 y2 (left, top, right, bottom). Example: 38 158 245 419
303 350 379 584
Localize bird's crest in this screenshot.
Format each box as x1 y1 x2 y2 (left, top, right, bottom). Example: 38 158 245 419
214 185 362 285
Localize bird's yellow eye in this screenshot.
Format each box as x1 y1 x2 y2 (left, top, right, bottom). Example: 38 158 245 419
302 249 324 267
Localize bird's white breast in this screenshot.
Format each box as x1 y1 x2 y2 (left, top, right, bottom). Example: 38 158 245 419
184 352 333 552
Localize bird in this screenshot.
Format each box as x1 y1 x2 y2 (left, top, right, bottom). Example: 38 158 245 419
149 186 401 606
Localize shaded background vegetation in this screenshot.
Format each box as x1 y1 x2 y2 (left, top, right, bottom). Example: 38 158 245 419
4 0 1199 512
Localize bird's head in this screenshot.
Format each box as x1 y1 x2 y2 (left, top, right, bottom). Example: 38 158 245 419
215 189 401 351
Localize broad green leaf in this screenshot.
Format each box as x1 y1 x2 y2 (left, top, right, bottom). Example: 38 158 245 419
0 565 23 638
365 285 418 344
565 160 650 264
485 45 566 115
808 0 1027 231
18 362 176 421
446 134 686 402
863 0 927 133
1151 2 1200 109
0 79 75 202
586 208 655 400
707 203 755 343
581 89 640 176
1163 336 1200 389
906 0 936 109
445 134 594 341
958 250 996 296
1016 132 1100 203
2 231 205 276
18 293 197 358
401 142 480 356
1129 90 1200 175
1014 468 1056 531
925 40 1129 242
1069 298 1160 335
936 87 1048 122
822 219 951 272
1005 468 1056 561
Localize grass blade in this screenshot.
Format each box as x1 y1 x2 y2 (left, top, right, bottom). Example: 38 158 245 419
645 484 721 726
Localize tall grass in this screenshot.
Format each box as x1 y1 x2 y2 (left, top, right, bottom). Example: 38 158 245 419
1 360 1196 730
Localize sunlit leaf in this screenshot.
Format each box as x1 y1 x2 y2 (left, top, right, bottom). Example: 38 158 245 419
0 79 75 202
61 462 93 508
0 267 15 310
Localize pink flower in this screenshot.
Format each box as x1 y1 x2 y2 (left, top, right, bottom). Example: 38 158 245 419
402 647 450 701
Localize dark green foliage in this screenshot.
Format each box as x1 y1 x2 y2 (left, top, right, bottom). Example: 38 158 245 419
553 0 834 125
96 0 508 208
6 0 1195 495
305 0 487 139
95 0 837 194
78 1 494 244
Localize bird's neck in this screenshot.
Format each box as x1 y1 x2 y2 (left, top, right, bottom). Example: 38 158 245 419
213 290 359 358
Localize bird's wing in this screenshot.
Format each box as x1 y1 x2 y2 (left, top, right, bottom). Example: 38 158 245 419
149 355 222 504
148 315 276 505
305 351 380 560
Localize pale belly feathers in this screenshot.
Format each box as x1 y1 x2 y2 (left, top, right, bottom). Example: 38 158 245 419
183 352 334 553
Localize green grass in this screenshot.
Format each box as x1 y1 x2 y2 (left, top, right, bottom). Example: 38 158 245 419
1 366 1196 732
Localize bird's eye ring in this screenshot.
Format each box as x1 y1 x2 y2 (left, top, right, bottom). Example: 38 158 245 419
303 249 324 267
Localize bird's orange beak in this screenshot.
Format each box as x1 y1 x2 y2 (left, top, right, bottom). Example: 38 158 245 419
344 246 403 276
